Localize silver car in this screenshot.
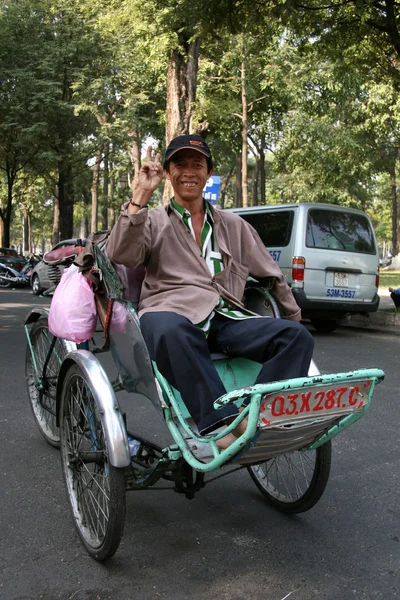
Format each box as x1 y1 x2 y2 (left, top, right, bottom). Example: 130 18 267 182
30 240 74 295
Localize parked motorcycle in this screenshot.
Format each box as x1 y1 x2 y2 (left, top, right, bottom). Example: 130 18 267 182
0 263 30 288
20 254 42 279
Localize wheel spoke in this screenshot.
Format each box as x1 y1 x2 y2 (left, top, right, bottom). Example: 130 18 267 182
249 442 331 513
60 368 124 554
26 319 70 445
59 362 126 559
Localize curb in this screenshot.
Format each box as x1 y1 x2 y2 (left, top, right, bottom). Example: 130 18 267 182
341 310 400 335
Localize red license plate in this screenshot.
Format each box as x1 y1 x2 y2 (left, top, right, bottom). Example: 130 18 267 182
258 380 372 428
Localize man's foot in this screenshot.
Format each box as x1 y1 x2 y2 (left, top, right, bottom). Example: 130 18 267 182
216 431 238 450
216 410 248 450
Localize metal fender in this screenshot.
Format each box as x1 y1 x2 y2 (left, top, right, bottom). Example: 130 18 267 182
24 307 50 325
56 350 130 468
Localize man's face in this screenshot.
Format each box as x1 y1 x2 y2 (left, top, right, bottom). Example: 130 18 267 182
165 149 212 205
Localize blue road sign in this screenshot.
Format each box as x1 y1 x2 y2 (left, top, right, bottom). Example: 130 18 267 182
202 175 221 205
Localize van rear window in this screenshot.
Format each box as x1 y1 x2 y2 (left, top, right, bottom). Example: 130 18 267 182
239 211 294 247
306 209 376 254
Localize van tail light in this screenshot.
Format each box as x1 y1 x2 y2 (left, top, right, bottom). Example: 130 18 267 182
292 257 305 281
375 267 380 289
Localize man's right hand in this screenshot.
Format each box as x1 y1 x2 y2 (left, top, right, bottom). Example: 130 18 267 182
127 146 164 213
137 145 163 193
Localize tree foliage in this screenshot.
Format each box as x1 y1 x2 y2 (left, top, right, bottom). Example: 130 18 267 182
2 0 400 250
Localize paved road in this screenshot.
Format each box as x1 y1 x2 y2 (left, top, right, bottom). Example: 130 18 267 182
0 288 399 600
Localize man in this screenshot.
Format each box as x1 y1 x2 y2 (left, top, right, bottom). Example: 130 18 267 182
388 286 400 308
107 134 314 446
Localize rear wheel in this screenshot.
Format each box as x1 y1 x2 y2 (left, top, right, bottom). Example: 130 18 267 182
244 286 280 318
311 318 338 333
25 316 73 447
59 363 126 560
248 441 332 513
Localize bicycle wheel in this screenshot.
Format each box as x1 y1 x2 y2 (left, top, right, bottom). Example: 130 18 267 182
248 441 332 513
25 316 74 447
59 363 126 560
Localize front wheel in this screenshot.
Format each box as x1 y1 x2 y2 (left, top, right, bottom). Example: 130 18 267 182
0 271 12 288
25 316 74 447
248 441 332 513
59 363 126 560
31 274 43 295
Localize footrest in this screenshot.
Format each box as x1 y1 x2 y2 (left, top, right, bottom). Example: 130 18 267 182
214 368 385 430
160 368 384 472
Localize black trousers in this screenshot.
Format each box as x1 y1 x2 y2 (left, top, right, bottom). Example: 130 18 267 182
390 292 400 308
140 311 314 435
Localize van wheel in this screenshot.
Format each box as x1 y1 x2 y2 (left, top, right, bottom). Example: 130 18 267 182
311 318 338 333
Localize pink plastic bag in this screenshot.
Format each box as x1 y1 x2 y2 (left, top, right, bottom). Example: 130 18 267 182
109 301 129 333
48 265 97 343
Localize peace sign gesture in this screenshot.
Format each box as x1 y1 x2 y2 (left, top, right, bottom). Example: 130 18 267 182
137 145 164 193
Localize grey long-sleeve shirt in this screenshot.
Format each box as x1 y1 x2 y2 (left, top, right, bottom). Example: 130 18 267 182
106 202 302 324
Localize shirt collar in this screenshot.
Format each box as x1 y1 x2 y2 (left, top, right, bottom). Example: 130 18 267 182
170 197 214 223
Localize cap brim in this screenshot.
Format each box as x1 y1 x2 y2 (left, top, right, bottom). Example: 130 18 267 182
165 146 211 160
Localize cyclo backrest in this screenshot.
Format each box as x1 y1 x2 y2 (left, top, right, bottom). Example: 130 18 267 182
44 239 86 265
74 231 161 408
75 230 144 308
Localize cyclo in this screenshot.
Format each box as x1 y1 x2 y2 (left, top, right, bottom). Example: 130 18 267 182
24 235 384 561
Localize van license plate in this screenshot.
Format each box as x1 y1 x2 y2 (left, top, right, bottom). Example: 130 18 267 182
334 272 348 287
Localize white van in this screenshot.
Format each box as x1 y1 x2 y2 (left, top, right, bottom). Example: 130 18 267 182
231 203 380 332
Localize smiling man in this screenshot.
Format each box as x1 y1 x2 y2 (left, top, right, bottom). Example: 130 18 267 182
107 134 314 446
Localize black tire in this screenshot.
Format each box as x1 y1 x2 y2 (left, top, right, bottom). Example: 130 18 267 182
59 363 126 560
31 273 43 295
311 319 338 333
25 316 73 447
248 441 332 513
0 271 12 288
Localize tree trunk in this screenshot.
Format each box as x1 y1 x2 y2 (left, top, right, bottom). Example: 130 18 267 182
259 136 266 205
23 208 29 254
2 191 12 247
101 141 110 230
1 159 16 247
79 189 90 239
60 162 74 241
235 155 242 208
28 211 32 253
163 35 201 204
52 188 60 246
131 131 142 192
91 147 102 234
390 164 398 254
251 159 260 207
219 167 234 209
109 175 116 229
55 160 74 242
3 185 12 248
241 57 248 208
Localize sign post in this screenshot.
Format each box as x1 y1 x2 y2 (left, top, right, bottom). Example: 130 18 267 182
202 176 221 206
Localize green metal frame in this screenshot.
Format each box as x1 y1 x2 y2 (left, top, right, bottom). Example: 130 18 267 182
153 361 384 472
83 244 385 473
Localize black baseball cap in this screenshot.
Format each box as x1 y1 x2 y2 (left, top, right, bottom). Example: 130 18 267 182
164 134 212 162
